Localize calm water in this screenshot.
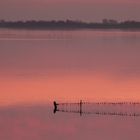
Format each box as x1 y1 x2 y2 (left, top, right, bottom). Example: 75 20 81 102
0 29 140 140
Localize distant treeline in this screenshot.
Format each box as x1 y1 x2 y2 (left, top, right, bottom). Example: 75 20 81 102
0 19 140 29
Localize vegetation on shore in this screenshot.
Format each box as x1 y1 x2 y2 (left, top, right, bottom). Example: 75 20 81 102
0 19 140 29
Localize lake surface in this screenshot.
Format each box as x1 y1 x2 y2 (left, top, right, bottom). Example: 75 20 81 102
0 29 140 140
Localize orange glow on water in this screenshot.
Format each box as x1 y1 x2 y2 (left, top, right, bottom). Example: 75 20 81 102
0 30 140 106
1 72 140 106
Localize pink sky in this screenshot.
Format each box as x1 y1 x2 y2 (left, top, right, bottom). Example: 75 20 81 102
0 0 140 21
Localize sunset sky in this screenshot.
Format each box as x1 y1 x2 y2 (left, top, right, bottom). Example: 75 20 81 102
0 0 140 21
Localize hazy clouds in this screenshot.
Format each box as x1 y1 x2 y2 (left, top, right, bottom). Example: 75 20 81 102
0 0 140 21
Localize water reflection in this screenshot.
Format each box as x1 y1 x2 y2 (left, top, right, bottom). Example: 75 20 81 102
0 104 140 140
0 30 140 105
0 29 140 139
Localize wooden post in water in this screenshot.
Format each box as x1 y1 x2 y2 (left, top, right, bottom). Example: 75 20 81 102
80 100 82 116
